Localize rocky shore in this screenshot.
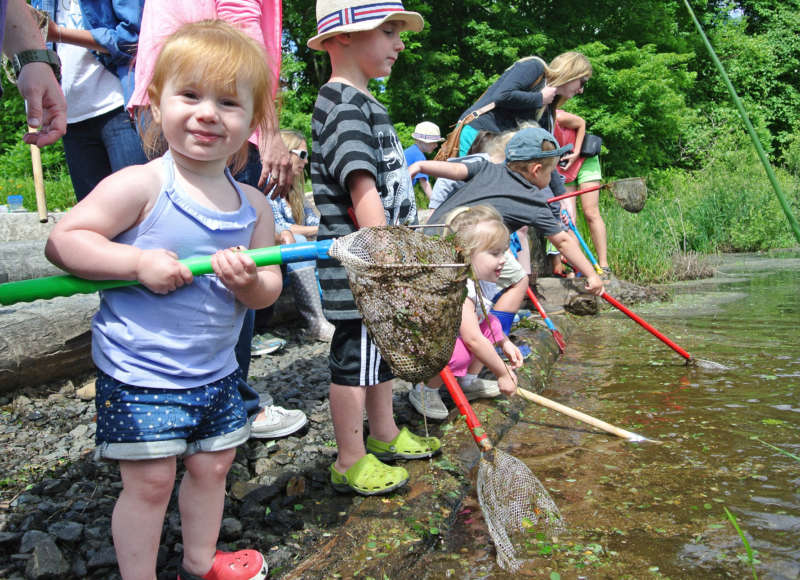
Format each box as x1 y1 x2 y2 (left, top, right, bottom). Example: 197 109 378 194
0 220 667 579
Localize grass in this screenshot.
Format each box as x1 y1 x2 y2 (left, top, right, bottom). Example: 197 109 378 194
1 173 77 214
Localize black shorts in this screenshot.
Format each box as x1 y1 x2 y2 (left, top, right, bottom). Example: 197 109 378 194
329 319 394 386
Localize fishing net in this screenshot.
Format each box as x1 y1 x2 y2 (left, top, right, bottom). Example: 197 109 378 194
329 226 470 385
477 448 566 571
608 177 647 213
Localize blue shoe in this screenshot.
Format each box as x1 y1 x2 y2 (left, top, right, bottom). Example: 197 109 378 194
513 309 532 324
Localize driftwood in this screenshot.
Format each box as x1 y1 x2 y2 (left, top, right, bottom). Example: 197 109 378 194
0 295 98 393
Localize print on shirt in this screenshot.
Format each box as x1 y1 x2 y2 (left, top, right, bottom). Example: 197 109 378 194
378 130 416 225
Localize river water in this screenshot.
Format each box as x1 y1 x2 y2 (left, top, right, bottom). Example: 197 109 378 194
420 253 800 579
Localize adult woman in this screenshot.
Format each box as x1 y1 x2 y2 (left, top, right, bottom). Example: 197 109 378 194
269 130 335 342
458 51 592 156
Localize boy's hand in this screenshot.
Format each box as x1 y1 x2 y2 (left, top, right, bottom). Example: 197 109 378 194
211 247 259 293
584 274 604 296
500 339 524 369
136 249 193 294
408 161 421 179
497 370 518 396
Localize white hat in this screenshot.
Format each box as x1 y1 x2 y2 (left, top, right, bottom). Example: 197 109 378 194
412 121 444 143
307 1 424 51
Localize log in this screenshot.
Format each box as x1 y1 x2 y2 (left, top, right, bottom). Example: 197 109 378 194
0 295 98 393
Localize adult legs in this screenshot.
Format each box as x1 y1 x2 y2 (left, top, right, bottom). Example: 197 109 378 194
62 116 113 201
101 106 148 172
112 457 177 579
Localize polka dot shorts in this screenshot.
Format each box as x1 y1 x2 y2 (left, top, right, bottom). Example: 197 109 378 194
94 369 249 460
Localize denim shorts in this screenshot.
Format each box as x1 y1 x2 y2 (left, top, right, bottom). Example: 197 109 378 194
94 369 249 461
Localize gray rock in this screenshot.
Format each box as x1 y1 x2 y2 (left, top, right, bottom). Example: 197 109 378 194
47 521 83 542
24 536 69 579
86 546 118 569
19 530 49 554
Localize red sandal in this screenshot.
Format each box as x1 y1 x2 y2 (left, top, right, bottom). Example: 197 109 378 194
177 550 267 580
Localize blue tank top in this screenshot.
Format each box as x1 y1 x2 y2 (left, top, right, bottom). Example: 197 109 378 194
92 152 257 389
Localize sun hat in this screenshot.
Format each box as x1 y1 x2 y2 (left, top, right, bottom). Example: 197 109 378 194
411 121 444 143
307 0 424 51
505 127 573 162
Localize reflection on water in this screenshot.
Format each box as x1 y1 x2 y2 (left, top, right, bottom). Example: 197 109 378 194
421 254 800 579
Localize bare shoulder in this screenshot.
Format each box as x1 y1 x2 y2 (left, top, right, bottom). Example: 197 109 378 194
238 182 271 212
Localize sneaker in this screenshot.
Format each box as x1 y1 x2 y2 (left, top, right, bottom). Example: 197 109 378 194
250 405 307 438
513 309 532 324
408 385 449 420
458 377 501 400
250 333 286 356
178 549 267 580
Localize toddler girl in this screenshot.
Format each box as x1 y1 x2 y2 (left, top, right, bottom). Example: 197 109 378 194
45 21 281 580
409 205 524 419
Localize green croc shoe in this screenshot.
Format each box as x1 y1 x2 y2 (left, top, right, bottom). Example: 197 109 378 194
366 426 442 461
330 453 409 496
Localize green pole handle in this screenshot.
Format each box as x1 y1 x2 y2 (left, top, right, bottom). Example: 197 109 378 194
0 241 332 306
683 0 800 244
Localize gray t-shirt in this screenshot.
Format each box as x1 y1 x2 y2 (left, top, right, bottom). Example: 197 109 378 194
311 82 417 320
428 158 566 237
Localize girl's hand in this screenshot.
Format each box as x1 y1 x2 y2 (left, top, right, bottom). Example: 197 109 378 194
540 85 557 105
211 247 259 293
497 370 518 396
561 151 579 170
500 339 524 369
136 249 193 294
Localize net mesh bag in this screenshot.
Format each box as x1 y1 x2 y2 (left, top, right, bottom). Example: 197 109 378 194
609 177 647 213
477 449 566 571
329 226 469 384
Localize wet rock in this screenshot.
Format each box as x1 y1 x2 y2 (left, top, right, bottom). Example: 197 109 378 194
86 546 118 569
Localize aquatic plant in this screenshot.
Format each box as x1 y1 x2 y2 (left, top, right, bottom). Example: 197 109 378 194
723 506 758 580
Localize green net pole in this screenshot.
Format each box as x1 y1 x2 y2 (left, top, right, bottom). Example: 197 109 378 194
683 0 800 244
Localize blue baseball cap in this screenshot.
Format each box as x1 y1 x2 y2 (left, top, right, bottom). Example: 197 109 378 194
505 127 573 162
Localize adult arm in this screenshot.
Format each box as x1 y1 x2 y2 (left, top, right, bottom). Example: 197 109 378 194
491 58 556 112
3 0 66 146
46 20 106 51
216 0 291 196
79 0 144 64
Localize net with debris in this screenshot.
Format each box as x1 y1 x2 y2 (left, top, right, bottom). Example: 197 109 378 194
477 448 566 571
329 226 470 385
608 177 647 213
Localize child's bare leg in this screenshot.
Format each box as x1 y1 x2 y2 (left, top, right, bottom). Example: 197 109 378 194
579 184 608 267
179 448 236 576
466 360 485 375
365 380 399 444
330 383 367 472
112 457 176 579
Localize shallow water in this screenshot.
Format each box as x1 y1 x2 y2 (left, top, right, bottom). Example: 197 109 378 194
416 253 800 579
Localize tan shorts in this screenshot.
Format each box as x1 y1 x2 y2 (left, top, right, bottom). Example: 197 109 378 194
498 250 526 290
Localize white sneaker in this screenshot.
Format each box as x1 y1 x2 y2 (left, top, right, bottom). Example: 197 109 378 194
250 405 308 439
408 385 449 420
458 377 501 400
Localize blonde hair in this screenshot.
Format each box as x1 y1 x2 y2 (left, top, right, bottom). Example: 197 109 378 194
547 51 592 109
141 20 275 173
445 205 509 261
280 129 307 224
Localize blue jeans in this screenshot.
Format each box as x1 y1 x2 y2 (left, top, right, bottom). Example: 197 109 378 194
62 106 148 201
